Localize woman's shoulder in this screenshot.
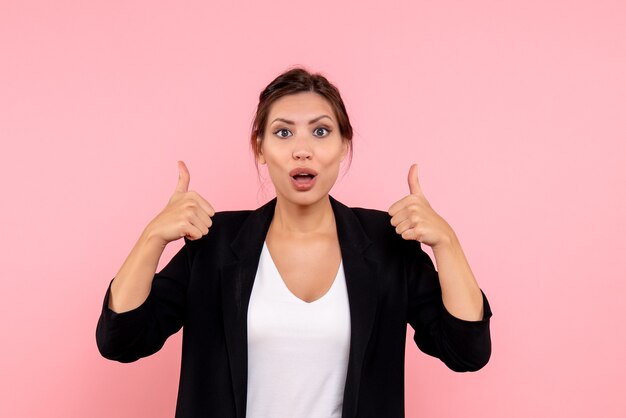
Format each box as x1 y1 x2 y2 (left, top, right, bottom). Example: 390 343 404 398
334 199 421 248
333 199 400 243
182 209 254 248
212 208 255 222
348 205 389 219
351 206 399 235
207 208 257 236
333 197 391 226
185 200 275 248
348 206 393 233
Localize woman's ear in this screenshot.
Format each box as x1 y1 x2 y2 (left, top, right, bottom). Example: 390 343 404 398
256 137 266 164
340 139 349 162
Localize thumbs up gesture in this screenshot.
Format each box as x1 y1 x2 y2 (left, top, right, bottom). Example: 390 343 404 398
388 164 454 248
144 161 215 246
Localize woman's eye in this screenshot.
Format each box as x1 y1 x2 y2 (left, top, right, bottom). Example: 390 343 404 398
314 127 330 137
274 129 292 138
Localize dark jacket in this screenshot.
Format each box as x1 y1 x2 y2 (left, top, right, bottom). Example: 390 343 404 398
96 196 492 417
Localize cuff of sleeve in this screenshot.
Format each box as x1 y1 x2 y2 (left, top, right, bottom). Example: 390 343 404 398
101 278 150 324
441 289 493 330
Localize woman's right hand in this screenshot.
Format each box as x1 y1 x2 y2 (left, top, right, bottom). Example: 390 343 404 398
144 161 215 247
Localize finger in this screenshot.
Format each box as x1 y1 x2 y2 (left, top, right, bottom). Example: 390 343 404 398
194 205 213 228
401 228 419 241
388 194 420 217
394 217 417 236
408 163 422 195
390 206 417 228
388 195 412 217
182 223 205 240
188 191 216 217
175 160 190 193
390 206 413 227
187 213 210 236
183 213 210 238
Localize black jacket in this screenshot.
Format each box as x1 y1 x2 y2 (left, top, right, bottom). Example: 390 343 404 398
96 196 492 417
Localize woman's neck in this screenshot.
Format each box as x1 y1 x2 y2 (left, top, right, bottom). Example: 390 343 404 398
270 195 336 237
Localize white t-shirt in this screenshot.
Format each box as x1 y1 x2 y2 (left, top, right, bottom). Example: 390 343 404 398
246 242 351 418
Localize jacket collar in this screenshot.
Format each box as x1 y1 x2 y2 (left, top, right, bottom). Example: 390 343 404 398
220 195 379 418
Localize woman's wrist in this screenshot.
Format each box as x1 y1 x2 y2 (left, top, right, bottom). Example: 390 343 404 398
140 225 169 250
431 229 458 253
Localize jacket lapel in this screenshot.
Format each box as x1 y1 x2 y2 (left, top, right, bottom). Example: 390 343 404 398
220 196 379 418
330 196 379 418
220 198 276 418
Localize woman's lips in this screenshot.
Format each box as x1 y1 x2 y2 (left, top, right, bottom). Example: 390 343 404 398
289 168 318 191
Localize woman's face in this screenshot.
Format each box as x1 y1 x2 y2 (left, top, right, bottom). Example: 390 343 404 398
258 92 348 207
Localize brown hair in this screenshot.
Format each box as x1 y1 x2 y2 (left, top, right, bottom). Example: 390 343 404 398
250 66 354 162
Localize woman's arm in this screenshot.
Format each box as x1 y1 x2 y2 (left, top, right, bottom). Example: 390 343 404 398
109 161 215 313
389 163 484 321
108 229 167 313
431 232 483 321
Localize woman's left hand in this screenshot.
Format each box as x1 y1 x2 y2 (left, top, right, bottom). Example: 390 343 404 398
388 164 455 248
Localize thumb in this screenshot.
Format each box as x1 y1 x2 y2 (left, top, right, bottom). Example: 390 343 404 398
407 163 422 195
175 160 190 193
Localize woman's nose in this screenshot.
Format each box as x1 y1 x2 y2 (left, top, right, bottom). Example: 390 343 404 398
292 136 313 160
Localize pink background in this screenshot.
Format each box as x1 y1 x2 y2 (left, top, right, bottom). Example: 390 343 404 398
1 0 625 417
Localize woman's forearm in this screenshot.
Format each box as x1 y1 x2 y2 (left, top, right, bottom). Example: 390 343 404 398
432 232 484 321
108 229 166 313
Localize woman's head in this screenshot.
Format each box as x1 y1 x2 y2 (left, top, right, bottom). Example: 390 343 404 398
251 67 354 205
250 67 353 162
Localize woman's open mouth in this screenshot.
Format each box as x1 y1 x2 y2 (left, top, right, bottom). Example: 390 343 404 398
289 168 318 191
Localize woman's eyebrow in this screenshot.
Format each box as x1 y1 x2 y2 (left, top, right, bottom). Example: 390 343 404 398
270 115 333 125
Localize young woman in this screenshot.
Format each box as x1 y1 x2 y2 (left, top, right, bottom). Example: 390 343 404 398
96 67 493 418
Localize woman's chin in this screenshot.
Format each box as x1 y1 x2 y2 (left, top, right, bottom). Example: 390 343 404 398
277 188 332 208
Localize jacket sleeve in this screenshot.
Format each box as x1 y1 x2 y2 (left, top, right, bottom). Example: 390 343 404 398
95 239 194 363
405 240 493 372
